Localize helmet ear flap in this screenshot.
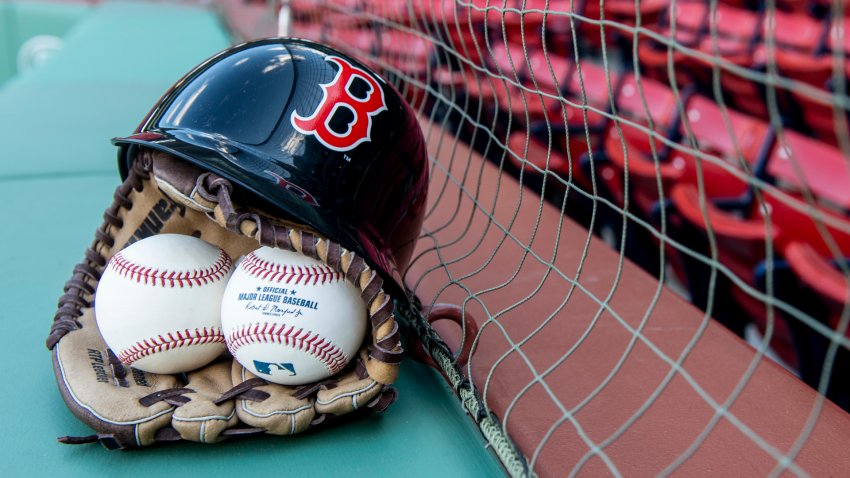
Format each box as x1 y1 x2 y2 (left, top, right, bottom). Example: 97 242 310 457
117 144 137 180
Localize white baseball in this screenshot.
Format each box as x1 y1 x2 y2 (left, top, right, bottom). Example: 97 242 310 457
221 247 367 385
95 234 233 374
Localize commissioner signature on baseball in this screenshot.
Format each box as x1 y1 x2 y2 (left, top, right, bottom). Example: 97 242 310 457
244 302 307 319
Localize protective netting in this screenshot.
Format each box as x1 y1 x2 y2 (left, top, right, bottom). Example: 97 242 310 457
281 1 850 476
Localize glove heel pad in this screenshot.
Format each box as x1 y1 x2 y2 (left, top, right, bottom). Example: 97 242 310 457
52 309 180 447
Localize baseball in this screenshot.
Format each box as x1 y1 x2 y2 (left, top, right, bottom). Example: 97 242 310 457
221 246 368 385
95 234 233 374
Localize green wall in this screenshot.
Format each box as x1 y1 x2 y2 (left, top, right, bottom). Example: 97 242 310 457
0 1 91 86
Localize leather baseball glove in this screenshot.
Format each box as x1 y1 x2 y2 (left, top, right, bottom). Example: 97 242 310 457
47 150 403 448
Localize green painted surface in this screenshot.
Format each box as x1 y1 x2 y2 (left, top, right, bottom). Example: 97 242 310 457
0 2 231 179
0 2 504 475
0 1 91 85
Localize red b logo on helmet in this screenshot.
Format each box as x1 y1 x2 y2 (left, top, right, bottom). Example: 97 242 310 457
291 56 387 153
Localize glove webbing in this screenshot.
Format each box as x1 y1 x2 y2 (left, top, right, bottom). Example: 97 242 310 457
46 157 150 350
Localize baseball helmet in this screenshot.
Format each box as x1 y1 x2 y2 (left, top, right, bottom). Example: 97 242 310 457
113 38 429 301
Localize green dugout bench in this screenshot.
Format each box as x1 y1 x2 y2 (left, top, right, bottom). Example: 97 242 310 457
0 2 502 475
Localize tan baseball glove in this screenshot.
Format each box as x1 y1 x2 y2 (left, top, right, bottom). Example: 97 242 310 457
47 149 403 449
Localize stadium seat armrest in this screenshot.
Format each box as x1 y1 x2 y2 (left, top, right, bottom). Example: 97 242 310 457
670 184 776 241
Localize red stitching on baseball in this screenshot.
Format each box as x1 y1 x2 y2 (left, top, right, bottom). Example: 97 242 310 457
117 327 225 365
227 323 349 374
109 249 232 288
240 252 342 285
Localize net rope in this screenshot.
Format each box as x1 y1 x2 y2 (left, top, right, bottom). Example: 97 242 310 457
283 1 850 476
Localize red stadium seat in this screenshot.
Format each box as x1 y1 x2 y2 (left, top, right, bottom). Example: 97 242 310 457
768 195 850 392
507 130 571 179
785 241 850 327
636 2 845 122
493 0 574 48
764 191 850 258
765 9 824 56
432 66 507 104
688 5 765 115
669 183 797 367
671 184 775 279
777 0 850 14
524 49 573 112
486 0 667 52
290 19 326 44
562 62 619 127
776 49 835 92
775 42 850 146
376 30 434 75
634 2 718 91
602 0 667 26
782 239 850 408
612 73 679 152
671 94 770 197
635 40 695 93
410 0 487 25
773 16 847 86
603 126 683 215
669 171 850 372
409 0 490 65
365 0 420 24
289 0 365 17
598 92 765 299
598 87 768 218
494 80 556 121
602 92 768 214
766 129 850 211
779 68 850 146
487 46 618 131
